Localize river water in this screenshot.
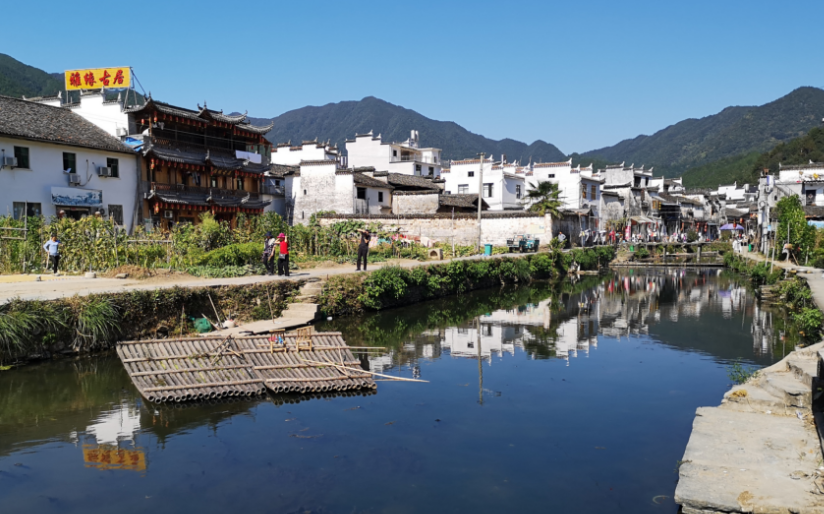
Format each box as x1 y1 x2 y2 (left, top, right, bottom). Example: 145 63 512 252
0 269 800 513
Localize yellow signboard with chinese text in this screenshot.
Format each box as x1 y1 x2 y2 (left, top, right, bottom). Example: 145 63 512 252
82 444 146 472
65 67 130 90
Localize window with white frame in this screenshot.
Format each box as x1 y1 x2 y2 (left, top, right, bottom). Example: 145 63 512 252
516 185 521 199
458 184 469 194
483 183 493 198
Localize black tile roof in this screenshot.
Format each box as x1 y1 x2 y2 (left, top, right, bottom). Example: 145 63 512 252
127 99 272 134
0 95 133 154
146 143 270 174
386 173 442 191
353 173 394 189
269 164 299 177
148 144 207 166
438 194 484 209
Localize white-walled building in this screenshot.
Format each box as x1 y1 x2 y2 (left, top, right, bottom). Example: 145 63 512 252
443 155 525 210
271 140 342 166
0 95 138 228
284 161 394 224
528 160 602 217
346 130 442 177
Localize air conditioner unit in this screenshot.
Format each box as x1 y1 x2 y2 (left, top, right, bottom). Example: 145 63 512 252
68 173 81 185
3 156 17 167
163 210 174 220
97 166 112 177
116 127 128 137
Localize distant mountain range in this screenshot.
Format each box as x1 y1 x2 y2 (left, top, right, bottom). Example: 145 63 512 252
584 87 824 182
0 53 63 99
2 52 823 185
247 96 567 164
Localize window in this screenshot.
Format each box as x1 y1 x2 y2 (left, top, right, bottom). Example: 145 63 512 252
304 189 307 195
236 177 245 190
275 179 281 186
378 191 384 202
483 324 493 336
516 185 521 199
483 183 493 198
415 164 422 173
468 171 475 177
106 158 119 178
591 185 597 199
582 188 587 200
14 146 29 168
458 184 469 194
356 187 366 200
63 152 76 173
548 173 555 178
429 166 434 175
210 176 218 188
12 202 41 220
467 342 474 349
393 150 398 157
108 204 124 225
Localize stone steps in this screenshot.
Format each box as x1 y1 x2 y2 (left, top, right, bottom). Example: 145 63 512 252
721 384 794 415
761 372 813 409
788 356 820 388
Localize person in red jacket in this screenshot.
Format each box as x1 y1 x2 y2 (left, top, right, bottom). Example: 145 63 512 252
276 233 290 277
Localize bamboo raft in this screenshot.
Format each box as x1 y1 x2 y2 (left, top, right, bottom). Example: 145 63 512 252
116 330 377 403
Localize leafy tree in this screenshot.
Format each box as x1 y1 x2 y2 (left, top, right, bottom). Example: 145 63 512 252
524 181 563 218
775 195 816 262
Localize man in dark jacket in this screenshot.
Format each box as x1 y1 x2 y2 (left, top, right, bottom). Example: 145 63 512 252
356 228 371 271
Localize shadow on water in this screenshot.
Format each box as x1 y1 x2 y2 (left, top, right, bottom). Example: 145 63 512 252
0 267 802 514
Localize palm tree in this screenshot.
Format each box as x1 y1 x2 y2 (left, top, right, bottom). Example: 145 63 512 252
524 181 563 218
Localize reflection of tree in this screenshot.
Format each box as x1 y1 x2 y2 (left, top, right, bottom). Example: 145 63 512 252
521 325 560 359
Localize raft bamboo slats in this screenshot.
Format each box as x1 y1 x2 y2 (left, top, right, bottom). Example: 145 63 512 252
116 332 376 403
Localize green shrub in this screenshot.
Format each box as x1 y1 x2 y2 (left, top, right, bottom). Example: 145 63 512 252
635 247 650 259
792 307 824 340
727 359 759 385
197 242 262 267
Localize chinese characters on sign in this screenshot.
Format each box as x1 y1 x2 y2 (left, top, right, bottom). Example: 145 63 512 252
64 67 131 91
82 445 146 472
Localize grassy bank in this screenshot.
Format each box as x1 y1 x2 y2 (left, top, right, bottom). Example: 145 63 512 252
318 247 615 316
0 246 617 365
0 281 302 364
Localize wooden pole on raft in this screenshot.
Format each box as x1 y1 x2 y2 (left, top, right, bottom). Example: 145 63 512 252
298 357 429 383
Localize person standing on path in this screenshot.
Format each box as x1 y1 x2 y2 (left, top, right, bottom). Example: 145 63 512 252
356 228 371 271
262 232 276 276
277 233 290 277
43 234 61 275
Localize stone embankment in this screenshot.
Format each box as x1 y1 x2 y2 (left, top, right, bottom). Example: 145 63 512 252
676 251 824 514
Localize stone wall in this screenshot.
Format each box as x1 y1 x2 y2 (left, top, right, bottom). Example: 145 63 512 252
318 212 553 246
392 192 440 215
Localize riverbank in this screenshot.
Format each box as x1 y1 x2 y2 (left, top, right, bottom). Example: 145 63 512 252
675 249 824 514
0 247 616 365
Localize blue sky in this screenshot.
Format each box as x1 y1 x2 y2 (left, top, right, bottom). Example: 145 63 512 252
5 0 823 154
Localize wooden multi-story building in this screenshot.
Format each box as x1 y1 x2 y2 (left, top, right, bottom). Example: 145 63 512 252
126 98 274 229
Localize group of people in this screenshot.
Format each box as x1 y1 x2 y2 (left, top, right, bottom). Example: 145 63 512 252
262 227 372 276
263 232 290 276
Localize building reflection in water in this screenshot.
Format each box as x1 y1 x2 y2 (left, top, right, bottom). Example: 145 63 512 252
364 269 791 377
79 400 147 472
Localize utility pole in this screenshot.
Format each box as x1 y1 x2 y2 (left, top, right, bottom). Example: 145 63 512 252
477 152 485 252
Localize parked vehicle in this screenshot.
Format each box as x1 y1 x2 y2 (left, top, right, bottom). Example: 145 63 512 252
506 235 540 253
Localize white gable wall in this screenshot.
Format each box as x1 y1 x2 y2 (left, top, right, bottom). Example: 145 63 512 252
0 136 137 229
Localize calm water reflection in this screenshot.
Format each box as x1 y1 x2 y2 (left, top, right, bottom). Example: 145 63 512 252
0 269 797 513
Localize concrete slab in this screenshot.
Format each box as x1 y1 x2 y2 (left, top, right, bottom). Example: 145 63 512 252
675 407 824 514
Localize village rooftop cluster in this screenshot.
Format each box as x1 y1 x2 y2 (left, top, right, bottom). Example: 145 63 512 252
0 89 815 247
